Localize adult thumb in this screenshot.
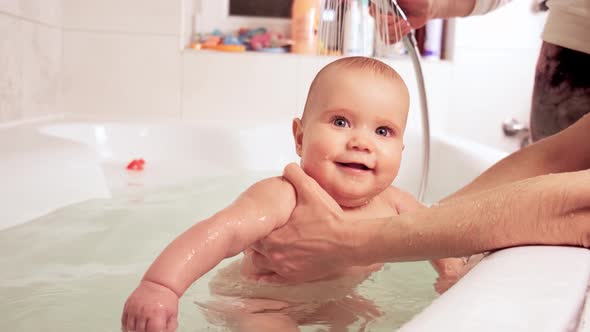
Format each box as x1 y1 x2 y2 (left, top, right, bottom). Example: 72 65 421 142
282 163 322 204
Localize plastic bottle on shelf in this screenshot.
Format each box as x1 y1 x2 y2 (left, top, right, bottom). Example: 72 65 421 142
423 19 443 59
291 0 321 54
343 0 363 55
361 0 375 56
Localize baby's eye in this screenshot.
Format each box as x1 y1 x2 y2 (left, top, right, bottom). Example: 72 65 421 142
376 126 393 137
332 117 350 128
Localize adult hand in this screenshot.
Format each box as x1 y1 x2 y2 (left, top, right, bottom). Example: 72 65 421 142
121 280 179 332
369 0 434 43
394 0 435 30
250 163 358 283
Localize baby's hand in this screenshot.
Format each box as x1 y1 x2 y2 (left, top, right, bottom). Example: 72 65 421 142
434 255 484 294
434 270 464 294
121 280 179 332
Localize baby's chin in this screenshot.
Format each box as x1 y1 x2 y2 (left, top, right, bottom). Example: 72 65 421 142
330 191 376 208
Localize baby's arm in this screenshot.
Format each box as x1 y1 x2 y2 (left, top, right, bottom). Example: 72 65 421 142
122 176 295 332
143 176 295 295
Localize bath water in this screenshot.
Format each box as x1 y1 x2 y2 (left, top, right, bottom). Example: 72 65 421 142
0 174 437 331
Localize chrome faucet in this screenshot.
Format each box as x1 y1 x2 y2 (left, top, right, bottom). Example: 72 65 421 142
502 118 531 148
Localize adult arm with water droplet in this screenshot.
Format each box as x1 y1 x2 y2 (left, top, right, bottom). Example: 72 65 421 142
121 177 296 332
431 110 590 292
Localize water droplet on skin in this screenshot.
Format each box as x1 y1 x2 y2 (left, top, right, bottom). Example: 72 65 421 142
569 213 575 218
186 249 197 261
258 216 267 222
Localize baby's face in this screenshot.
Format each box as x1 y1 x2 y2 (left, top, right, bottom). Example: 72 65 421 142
293 68 409 207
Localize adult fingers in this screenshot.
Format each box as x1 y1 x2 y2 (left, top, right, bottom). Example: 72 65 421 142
282 163 321 204
257 273 291 284
248 249 272 270
283 163 341 211
249 240 265 255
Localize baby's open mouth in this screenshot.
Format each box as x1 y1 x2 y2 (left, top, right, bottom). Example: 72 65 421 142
336 162 371 171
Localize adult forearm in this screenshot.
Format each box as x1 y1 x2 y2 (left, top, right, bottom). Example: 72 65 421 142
353 171 590 265
433 0 514 18
432 0 477 18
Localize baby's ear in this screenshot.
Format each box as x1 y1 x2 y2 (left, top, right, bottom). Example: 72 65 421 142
292 118 303 157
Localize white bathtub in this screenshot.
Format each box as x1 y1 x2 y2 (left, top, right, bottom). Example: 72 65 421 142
1 119 589 331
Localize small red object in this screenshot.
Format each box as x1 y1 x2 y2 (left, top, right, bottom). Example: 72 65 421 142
126 159 145 171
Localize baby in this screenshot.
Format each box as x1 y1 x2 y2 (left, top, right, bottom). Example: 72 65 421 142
122 56 429 332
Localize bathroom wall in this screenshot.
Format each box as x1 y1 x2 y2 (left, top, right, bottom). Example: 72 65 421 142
3 0 547 152
449 0 547 150
61 0 183 120
0 0 62 123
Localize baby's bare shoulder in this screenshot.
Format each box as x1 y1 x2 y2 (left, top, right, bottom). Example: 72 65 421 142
379 186 424 213
243 176 295 202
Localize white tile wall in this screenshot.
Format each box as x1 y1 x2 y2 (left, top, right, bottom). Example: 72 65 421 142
0 0 20 17
0 0 62 26
449 47 540 151
0 4 62 124
62 0 181 35
21 21 62 118
0 13 23 122
449 0 546 151
454 0 547 50
182 51 298 126
62 31 182 120
20 0 62 26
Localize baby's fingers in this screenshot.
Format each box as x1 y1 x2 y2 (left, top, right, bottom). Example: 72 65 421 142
121 300 138 331
126 313 137 332
136 316 148 332
146 315 167 332
121 311 128 330
167 315 178 332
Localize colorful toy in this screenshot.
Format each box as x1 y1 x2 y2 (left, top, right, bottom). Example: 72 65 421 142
126 159 145 171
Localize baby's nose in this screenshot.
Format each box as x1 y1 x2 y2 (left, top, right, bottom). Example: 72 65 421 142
347 133 374 152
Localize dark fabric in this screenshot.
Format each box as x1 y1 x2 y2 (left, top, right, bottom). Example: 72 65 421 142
229 0 292 18
530 41 590 141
